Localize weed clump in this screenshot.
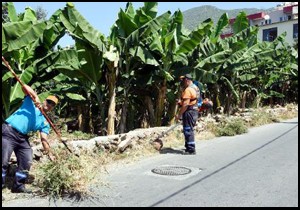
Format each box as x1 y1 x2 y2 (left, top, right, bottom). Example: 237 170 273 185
215 118 248 136
32 149 98 198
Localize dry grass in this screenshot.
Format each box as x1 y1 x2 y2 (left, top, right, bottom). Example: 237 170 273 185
277 103 298 120
249 104 298 127
31 150 96 198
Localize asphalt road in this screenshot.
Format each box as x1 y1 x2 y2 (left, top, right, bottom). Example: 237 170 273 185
2 117 298 207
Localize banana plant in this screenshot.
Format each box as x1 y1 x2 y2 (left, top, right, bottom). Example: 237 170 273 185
251 32 298 107
2 2 66 119
58 3 108 134
184 14 231 112
137 12 214 126
220 29 297 108
178 14 229 110
191 12 260 113
109 2 171 131
186 13 229 74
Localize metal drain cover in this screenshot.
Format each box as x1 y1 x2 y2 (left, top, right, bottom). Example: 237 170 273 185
151 166 192 176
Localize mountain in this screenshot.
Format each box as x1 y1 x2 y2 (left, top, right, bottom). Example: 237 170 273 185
182 5 274 31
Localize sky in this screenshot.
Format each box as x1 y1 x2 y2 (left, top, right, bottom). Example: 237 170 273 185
13 2 281 47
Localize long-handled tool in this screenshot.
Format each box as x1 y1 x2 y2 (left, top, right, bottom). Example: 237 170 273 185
2 56 78 157
152 122 181 151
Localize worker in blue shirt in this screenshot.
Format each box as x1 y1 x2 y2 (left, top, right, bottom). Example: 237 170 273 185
2 84 59 197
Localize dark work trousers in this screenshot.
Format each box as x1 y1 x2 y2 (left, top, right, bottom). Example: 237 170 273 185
2 123 32 190
182 108 198 152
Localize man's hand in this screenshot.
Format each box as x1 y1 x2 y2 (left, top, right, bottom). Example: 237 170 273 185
175 115 179 122
41 140 56 161
41 140 50 155
175 115 182 122
47 152 56 161
41 135 50 155
176 99 182 106
34 101 42 109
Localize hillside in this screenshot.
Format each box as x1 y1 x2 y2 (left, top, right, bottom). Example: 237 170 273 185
182 5 274 31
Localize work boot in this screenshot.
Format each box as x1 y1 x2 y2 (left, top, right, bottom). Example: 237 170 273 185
11 186 32 194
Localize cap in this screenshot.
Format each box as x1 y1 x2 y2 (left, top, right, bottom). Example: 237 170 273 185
180 73 193 80
46 95 59 105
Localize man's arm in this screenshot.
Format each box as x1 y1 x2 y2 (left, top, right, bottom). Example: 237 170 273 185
176 98 191 121
40 132 56 161
40 132 50 154
22 84 41 103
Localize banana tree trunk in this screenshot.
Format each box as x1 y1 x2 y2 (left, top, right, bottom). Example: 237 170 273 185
240 90 247 111
166 85 181 125
154 79 167 126
87 93 94 133
89 109 94 134
224 91 235 115
166 101 178 125
107 86 116 135
254 95 262 108
119 92 128 134
211 83 221 113
78 105 84 131
144 95 155 127
107 65 117 135
78 100 93 133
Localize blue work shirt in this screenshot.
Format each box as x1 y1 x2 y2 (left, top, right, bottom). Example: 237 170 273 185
5 95 50 135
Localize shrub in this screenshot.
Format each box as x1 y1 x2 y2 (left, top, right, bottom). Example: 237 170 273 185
216 118 248 136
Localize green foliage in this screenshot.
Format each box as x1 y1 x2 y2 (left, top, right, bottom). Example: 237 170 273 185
66 2 74 8
232 11 248 34
215 118 248 136
70 130 96 140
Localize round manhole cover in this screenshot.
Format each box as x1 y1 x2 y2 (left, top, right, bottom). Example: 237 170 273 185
151 166 192 176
